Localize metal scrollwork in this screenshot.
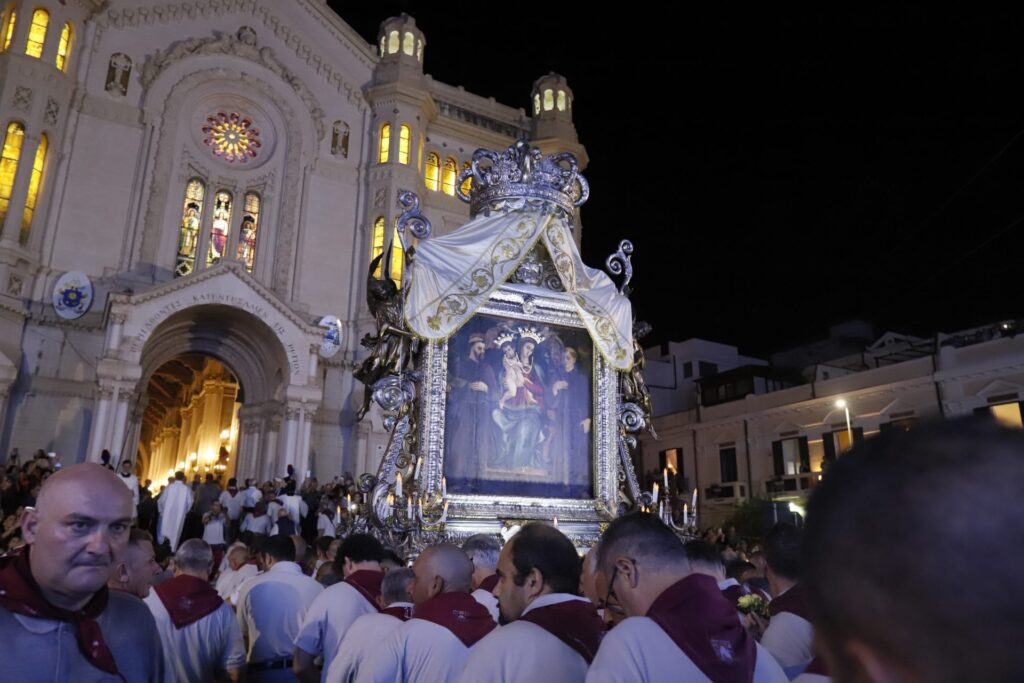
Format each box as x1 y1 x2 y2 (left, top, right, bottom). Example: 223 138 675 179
396 190 433 253
372 376 415 413
619 402 647 434
605 240 634 295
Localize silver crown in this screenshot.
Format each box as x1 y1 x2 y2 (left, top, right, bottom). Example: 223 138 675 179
456 140 589 217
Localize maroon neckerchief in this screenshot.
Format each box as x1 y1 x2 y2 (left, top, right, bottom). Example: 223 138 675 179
0 548 124 680
519 597 607 663
647 574 756 683
154 574 223 629
344 570 384 610
414 591 497 647
721 582 750 608
478 574 499 593
768 582 810 621
380 602 413 621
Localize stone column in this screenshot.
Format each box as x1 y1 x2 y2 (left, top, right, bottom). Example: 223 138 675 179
278 404 301 480
86 385 115 462
293 404 316 484
105 313 126 354
109 387 134 462
260 412 282 482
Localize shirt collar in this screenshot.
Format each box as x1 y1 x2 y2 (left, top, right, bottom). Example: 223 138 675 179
718 578 740 590
521 592 589 616
268 561 303 575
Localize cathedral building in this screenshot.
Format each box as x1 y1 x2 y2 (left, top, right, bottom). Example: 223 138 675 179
0 0 585 484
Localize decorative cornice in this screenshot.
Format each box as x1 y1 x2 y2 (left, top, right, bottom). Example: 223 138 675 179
99 1 367 110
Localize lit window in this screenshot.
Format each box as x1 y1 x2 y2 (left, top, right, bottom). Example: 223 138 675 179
389 227 404 286
533 93 540 115
371 217 385 278
201 112 261 163
0 122 25 226
237 192 260 273
557 90 566 111
425 153 440 191
2 11 15 51
442 157 457 196
460 161 472 196
398 124 410 165
378 123 390 163
206 191 232 266
379 35 385 57
388 30 399 54
25 9 48 59
989 402 1023 429
55 22 71 71
543 89 554 111
416 39 423 62
20 133 46 244
175 179 205 277
403 31 414 56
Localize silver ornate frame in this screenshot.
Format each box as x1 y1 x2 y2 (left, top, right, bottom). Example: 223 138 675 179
416 282 620 544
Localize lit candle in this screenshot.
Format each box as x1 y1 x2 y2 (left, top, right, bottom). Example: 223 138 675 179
346 493 351 509
441 476 447 498
692 488 698 510
683 503 688 526
414 458 422 480
658 500 664 519
387 493 394 512
441 501 449 523
651 482 659 505
350 502 358 515
395 472 403 498
553 516 558 528
663 468 669 489
407 496 413 518
418 499 424 519
335 504 341 525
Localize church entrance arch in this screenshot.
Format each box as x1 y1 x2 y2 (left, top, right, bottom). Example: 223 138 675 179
87 263 324 484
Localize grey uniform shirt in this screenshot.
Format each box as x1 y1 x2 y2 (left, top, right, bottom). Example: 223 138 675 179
0 589 166 682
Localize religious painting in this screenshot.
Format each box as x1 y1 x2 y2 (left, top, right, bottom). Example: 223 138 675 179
442 311 594 499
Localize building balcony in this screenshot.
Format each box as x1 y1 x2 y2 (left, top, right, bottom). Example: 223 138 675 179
703 481 749 504
763 473 820 498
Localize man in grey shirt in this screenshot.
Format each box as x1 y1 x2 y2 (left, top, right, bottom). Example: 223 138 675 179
0 463 165 681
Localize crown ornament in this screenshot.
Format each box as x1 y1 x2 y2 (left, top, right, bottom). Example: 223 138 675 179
494 331 518 348
516 325 546 345
456 140 589 217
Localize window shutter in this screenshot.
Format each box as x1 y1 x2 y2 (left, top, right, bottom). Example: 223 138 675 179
853 427 864 443
771 440 784 477
798 436 810 473
822 432 836 464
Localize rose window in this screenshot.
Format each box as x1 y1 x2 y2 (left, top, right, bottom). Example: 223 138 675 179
201 112 261 163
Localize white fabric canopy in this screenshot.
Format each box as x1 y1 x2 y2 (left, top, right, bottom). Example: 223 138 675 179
405 206 634 371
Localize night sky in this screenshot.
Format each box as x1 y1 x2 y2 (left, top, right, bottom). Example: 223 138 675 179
333 5 1024 357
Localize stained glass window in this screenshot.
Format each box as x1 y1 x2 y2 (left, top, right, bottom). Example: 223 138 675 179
378 124 390 164
460 161 472 196
2 11 15 51
371 217 385 278
389 227 404 287
175 179 205 277
557 90 566 111
388 30 399 55
442 157 457 196
202 112 261 163
55 22 71 72
237 192 260 272
425 153 440 191
25 9 48 59
207 191 232 265
0 122 25 226
20 133 46 244
403 31 414 56
543 89 554 111
398 124 410 165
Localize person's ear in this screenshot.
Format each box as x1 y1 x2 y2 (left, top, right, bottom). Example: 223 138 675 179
115 562 129 585
19 508 39 543
616 557 638 589
527 567 545 598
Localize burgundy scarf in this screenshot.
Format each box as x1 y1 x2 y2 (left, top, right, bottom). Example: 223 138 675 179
381 602 413 621
414 591 496 647
768 582 810 621
721 582 750 608
647 574 756 683
154 574 223 629
478 574 499 593
0 548 123 680
344 570 384 609
520 597 607 663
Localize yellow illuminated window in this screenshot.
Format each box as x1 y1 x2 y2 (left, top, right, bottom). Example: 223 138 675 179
403 31 414 56
55 22 72 72
206 190 232 266
378 123 390 164
416 39 423 62
237 192 260 272
533 93 540 115
425 153 440 191
398 124 410 165
388 30 399 54
442 157 457 196
0 122 25 226
990 402 1023 429
25 9 48 59
460 161 472 196
175 179 205 277
379 35 385 57
557 90 566 111
20 133 46 244
2 11 15 51
389 228 404 286
371 216 385 278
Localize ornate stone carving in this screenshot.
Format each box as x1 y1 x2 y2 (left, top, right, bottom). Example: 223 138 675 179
12 87 32 113
7 275 23 296
44 99 60 126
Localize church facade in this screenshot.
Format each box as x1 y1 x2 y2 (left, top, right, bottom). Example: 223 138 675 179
0 0 585 485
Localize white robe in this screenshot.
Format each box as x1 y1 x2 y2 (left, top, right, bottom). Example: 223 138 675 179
144 591 246 682
235 561 323 663
157 480 193 552
470 587 499 623
457 594 590 683
761 611 815 671
278 493 308 523
117 472 140 508
585 616 788 683
323 604 412 683
294 580 379 681
355 618 479 683
219 489 245 520
216 563 259 600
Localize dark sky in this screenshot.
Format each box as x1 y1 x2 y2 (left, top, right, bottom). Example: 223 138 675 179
332 5 1024 357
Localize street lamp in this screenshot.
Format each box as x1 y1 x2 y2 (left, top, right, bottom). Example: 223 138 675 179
835 399 852 447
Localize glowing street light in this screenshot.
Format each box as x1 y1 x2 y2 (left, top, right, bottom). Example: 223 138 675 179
835 399 853 446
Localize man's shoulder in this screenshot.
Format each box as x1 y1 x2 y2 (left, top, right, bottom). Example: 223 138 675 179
600 616 665 647
105 590 160 636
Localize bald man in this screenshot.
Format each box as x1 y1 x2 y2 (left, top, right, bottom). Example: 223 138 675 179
356 544 496 683
0 464 166 681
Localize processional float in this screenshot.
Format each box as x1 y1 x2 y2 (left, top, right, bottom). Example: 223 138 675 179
344 141 687 553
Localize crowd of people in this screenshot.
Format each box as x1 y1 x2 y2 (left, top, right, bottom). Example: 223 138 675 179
0 417 1021 682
